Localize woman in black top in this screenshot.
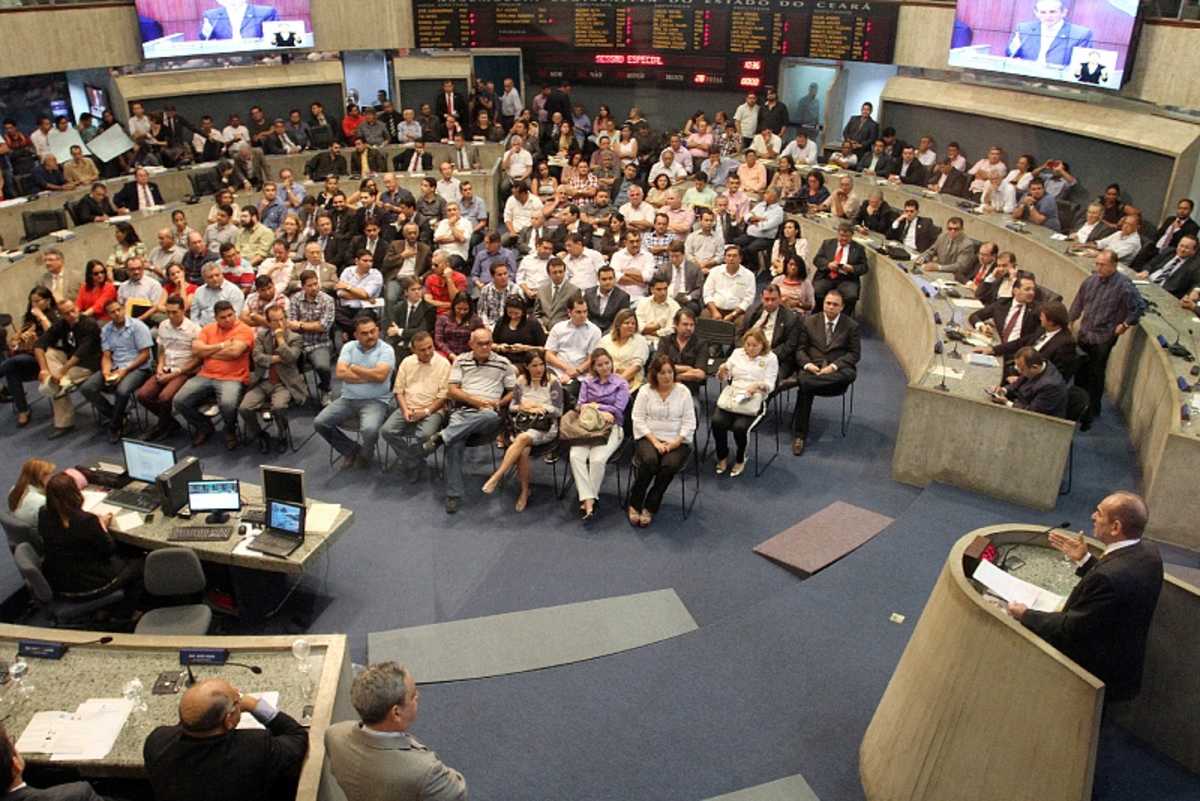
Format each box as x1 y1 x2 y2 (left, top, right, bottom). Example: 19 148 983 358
0 287 58 426
38 472 141 598
492 295 546 366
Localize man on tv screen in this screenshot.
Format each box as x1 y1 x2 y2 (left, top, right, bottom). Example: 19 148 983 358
1005 0 1093 66
200 0 279 40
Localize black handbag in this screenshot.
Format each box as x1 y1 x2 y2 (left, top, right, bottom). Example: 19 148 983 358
512 410 554 432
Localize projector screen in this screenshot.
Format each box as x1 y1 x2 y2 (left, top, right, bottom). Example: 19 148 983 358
135 0 314 59
947 0 1140 89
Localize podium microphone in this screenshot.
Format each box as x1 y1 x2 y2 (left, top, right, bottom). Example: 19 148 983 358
999 520 1072 570
227 662 264 675
933 340 950 392
68 636 114 650
1151 308 1195 361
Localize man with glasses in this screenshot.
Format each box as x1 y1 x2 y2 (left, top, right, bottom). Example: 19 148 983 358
915 216 978 283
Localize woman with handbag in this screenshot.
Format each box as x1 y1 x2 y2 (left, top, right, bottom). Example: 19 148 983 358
710 329 779 477
0 287 59 427
567 348 630 522
629 353 696 527
482 350 563 512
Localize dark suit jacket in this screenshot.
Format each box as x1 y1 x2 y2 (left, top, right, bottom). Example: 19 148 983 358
313 233 350 269
1007 21 1093 67
1022 540 1163 702
852 202 895 235
796 313 861 373
114 180 163 211
933 168 972 199
1142 249 1200 298
382 240 432 282
349 148 388 175
995 326 1076 377
1130 216 1200 271
344 206 391 239
812 239 869 286
858 151 897 177
350 235 389 272
233 151 269 189
841 116 879 148
435 92 468 123
550 222 594 252
73 194 117 223
584 286 630 332
1009 362 1068 417
969 298 1041 345
144 710 308 801
388 298 436 355
262 133 296 156
304 151 347 179
714 212 742 244
656 260 704 308
893 159 927 187
888 215 938 252
740 304 801 376
393 150 433 173
5 783 102 801
201 5 278 39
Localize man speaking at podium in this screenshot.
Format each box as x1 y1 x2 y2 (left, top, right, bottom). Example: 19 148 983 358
1007 491 1162 702
1006 0 1093 67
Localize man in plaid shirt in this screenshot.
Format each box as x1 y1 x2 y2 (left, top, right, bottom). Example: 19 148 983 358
288 268 336 403
643 213 676 273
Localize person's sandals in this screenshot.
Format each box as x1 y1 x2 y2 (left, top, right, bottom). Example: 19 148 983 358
639 510 653 527
730 462 746 477
715 459 727 475
628 507 641 526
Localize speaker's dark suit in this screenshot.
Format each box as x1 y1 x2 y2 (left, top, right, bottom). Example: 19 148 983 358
932 168 972 199
583 285 630 333
393 149 434 173
790 312 860 437
1141 250 1200 298
812 238 869 313
304 151 347 179
114 180 163 211
387 298 436 359
1021 540 1163 702
739 303 801 378
5 782 103 801
968 298 1041 347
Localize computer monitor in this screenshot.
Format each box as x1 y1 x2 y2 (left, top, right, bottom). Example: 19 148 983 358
267 500 306 538
261 465 305 506
187 479 241 524
122 439 177 484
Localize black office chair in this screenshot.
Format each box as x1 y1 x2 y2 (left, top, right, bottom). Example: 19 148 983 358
1060 385 1092 496
63 199 84 227
625 429 701 520
772 376 855 438
12 543 125 627
21 209 68 242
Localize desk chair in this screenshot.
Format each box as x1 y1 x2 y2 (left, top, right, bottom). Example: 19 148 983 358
63 199 84 227
1060 385 1091 496
773 375 855 439
136 548 212 635
13 543 125 627
0 507 41 554
21 209 68 243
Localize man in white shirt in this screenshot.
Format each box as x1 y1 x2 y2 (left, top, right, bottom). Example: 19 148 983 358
222 114 250 147
981 173 1018 214
750 127 782 160
968 147 1008 195
500 136 533 194
1092 214 1143 270
637 275 681 346
433 203 473 269
545 295 601 388
733 92 760 149
781 132 817 166
702 245 756 326
1071 203 1106 245
685 209 723 273
915 135 938 167
503 181 543 244
562 233 604 291
127 102 152 142
610 231 656 302
648 149 688 186
499 78 523 128
117 257 165 324
516 238 555 300
139 294 201 441
619 185 657 234
435 161 462 205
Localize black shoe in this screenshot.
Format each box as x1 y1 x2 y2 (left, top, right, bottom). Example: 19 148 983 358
422 434 443 455
407 465 424 484
257 432 271 454
543 449 560 464
108 425 124 444
445 496 460 514
47 426 75 440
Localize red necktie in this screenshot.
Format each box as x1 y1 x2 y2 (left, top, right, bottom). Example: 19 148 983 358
1002 304 1022 340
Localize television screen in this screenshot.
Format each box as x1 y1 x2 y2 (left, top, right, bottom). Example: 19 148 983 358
135 0 314 59
947 0 1140 89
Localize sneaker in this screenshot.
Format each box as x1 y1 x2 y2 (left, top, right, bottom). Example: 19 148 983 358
320 391 333 406
201 404 221 418
422 434 443 455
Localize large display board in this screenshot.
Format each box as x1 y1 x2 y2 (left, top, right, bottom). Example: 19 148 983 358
414 1 900 88
947 0 1141 89
135 0 314 59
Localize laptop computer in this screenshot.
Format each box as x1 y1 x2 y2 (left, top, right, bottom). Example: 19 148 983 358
246 500 306 558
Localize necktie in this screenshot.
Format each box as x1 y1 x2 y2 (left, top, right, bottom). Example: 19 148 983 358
1157 222 1179 251
460 150 469 170
411 152 420 172
1002 304 1022 340
834 245 845 269
361 152 369 175
447 94 454 116
407 304 415 326
140 185 152 209
1152 257 1183 284
826 319 834 345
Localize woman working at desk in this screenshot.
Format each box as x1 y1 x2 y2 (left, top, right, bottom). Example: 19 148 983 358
38 471 142 600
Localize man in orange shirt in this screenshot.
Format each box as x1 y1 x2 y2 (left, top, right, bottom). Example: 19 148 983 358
173 300 255 449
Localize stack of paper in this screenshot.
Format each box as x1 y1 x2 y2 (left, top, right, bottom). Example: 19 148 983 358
967 352 1001 368
973 559 1064 613
950 297 985 310
305 502 341 533
929 365 965 381
16 698 133 761
235 692 279 730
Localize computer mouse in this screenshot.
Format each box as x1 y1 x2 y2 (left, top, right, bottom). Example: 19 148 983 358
1191 365 1200 377
238 524 248 536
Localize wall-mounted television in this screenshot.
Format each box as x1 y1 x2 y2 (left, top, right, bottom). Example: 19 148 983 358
947 0 1141 90
135 0 314 59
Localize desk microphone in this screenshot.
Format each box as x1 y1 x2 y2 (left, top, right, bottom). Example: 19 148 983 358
1151 308 1195 361
68 636 114 650
184 660 263 687
933 340 950 392
998 521 1072 571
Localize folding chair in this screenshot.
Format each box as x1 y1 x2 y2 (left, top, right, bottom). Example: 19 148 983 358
625 430 701 520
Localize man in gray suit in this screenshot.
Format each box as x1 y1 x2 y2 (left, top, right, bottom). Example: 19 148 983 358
534 257 579 330
916 216 978 283
661 240 704 314
325 661 466 801
237 304 307 452
0 725 102 800
36 248 79 305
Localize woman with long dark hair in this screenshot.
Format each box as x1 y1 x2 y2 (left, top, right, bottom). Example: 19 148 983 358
0 287 58 426
483 349 563 511
75 259 117 321
38 472 142 598
435 292 483 358
492 295 545 366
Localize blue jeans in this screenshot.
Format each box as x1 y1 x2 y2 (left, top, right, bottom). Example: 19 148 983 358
0 353 38 412
80 367 151 426
380 408 445 469
314 397 391 459
442 408 502 499
173 377 244 434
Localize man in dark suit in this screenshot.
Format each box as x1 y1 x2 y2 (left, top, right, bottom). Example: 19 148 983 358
312 214 350 269
143 677 308 801
985 299 1077 380
114 167 164 211
812 224 870 316
199 1 278 40
713 197 742 245
841 102 879 154
387 277 436 360
888 199 937 252
584 266 630 333
661 241 704 314
928 160 972 199
261 119 302 156
305 144 348 180
790 290 860 455
1005 1 1093 67
394 142 433 174
0 724 102 800
739 283 801 379
858 139 896 177
991 346 1068 417
1010 491 1163 702
1130 199 1198 271
551 206 594 252
889 146 927 187
1135 233 1200 298
969 273 1042 349
349 138 387 175
435 80 467 127
351 220 390 273
73 182 119 223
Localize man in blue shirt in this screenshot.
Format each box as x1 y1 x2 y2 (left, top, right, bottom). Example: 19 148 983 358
1011 178 1061 232
80 298 154 441
315 314 395 468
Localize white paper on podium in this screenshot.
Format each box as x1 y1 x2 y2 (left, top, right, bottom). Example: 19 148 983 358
929 365 964 381
973 559 1064 613
87 126 135 164
15 711 73 754
305 502 341 533
48 129 88 164
49 698 134 761
950 297 985 311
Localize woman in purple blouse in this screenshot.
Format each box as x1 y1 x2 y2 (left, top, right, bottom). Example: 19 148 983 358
568 348 630 522
434 292 482 358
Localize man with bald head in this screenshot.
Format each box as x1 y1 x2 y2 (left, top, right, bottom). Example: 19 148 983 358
1008 491 1163 702
144 677 307 801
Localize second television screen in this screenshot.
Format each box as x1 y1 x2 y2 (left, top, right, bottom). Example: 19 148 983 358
135 0 314 59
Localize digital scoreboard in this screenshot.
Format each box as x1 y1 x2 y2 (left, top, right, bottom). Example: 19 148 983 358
413 1 900 89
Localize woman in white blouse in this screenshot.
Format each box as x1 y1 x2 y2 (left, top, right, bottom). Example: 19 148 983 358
598 310 649 394
7 458 55 540
710 330 779 477
629 353 697 527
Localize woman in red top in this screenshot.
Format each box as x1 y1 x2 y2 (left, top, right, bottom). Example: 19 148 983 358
157 263 198 316
75 259 117 322
341 104 363 143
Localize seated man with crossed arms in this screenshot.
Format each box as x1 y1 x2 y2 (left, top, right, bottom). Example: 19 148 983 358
174 300 255 450
315 314 395 469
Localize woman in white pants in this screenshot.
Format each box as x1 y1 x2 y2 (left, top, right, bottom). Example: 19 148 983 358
569 349 630 523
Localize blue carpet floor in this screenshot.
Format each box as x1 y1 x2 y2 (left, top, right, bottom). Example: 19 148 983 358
1 324 1196 801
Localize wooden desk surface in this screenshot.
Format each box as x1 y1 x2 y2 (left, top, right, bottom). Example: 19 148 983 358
105 481 354 576
0 625 351 801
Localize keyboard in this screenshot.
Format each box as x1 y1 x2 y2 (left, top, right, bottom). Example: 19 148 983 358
241 506 266 526
168 526 235 542
105 488 160 513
